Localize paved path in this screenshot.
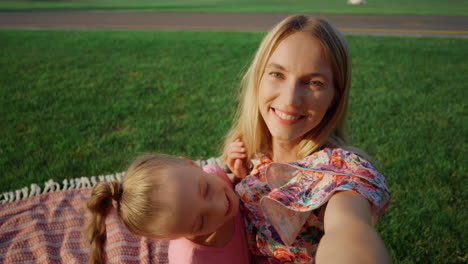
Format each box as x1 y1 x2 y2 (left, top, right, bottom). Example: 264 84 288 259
1 11 467 37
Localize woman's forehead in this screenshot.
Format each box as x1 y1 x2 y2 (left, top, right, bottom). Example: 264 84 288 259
267 32 332 77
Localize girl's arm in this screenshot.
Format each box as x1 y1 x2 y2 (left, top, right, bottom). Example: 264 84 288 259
316 191 392 264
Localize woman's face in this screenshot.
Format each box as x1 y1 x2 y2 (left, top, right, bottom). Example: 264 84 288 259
158 165 239 238
258 32 335 144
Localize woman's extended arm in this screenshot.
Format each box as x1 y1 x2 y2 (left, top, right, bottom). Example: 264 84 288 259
316 191 392 264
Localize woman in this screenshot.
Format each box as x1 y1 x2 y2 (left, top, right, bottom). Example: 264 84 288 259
223 14 392 264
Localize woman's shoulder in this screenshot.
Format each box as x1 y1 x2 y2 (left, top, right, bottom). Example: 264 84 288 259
248 147 374 175
287 147 389 188
299 147 376 171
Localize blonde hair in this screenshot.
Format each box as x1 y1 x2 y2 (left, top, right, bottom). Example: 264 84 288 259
86 154 187 264
223 14 351 161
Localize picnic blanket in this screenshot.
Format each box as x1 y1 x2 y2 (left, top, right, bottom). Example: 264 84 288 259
0 184 169 264
0 157 222 263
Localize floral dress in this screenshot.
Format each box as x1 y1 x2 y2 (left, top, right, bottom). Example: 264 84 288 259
235 148 391 264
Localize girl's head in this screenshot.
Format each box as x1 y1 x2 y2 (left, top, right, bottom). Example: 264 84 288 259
224 14 351 160
86 154 238 264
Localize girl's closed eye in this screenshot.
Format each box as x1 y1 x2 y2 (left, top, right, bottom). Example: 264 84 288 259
204 180 210 199
199 215 204 232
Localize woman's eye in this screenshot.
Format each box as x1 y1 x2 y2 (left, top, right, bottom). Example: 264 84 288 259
308 80 324 87
269 72 283 79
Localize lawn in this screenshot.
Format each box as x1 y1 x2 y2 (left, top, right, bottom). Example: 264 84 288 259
0 0 467 15
0 30 467 263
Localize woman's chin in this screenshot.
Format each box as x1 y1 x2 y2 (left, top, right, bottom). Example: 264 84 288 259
270 131 305 143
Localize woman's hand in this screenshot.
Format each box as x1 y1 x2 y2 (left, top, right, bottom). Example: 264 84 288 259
226 139 249 179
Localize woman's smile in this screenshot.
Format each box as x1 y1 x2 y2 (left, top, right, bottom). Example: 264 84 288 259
271 107 305 124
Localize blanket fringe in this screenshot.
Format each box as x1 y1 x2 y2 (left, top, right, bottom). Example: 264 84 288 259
0 157 222 205
0 172 125 205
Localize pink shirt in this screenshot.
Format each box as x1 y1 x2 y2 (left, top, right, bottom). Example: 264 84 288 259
168 165 251 264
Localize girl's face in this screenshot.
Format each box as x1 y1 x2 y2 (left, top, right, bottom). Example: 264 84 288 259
159 165 239 238
258 32 335 144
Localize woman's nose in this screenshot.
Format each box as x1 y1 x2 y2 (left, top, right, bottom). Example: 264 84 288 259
280 80 302 106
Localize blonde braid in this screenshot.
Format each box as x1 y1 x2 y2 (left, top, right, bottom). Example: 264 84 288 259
86 181 122 264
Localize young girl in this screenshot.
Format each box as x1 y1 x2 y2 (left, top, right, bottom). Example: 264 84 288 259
86 154 250 264
224 15 392 264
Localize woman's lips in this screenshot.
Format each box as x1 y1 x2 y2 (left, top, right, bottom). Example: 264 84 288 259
271 107 304 125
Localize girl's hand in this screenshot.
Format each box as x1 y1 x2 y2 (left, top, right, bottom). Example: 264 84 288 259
226 139 249 179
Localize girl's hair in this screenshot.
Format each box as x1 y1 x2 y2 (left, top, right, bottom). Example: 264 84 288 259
223 14 351 161
86 154 187 264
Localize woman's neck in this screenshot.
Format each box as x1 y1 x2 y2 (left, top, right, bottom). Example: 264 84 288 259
271 138 301 162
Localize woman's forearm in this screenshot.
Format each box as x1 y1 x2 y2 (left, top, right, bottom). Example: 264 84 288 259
315 224 392 264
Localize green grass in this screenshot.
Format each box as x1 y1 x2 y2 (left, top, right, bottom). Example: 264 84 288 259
0 0 467 15
0 30 467 263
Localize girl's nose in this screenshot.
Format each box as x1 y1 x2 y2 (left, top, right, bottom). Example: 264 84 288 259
280 80 302 106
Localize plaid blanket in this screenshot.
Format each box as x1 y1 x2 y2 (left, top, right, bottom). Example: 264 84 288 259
0 188 169 264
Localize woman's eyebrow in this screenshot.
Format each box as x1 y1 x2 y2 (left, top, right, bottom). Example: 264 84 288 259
266 63 327 78
266 62 286 71
304 72 327 78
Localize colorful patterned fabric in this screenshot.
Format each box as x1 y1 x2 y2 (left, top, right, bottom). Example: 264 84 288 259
235 148 391 264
